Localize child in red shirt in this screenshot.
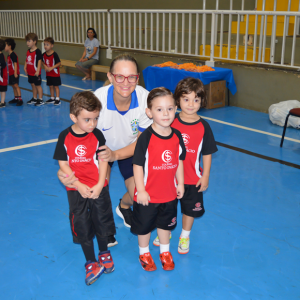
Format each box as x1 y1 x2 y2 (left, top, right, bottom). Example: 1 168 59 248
0 39 8 108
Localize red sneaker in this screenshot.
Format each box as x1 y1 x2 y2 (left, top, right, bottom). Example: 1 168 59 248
139 252 157 271
85 261 105 285
159 251 175 271
98 250 115 273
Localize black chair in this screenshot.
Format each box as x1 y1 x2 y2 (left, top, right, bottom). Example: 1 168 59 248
280 108 300 147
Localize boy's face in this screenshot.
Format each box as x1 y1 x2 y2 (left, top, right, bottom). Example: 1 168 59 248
179 92 201 115
146 95 176 129
44 42 53 52
70 109 100 134
26 39 36 49
4 43 11 52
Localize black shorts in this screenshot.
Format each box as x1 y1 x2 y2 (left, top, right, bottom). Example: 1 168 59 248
131 199 178 235
67 186 116 243
108 156 133 181
9 74 19 85
180 184 205 218
28 75 42 86
46 76 61 86
0 85 7 92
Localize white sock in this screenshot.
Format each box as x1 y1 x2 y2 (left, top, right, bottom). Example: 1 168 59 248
55 97 60 100
51 97 55 100
160 243 170 254
139 246 149 255
181 229 190 238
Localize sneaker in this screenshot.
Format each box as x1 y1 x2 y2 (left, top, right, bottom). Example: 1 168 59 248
116 199 132 228
16 100 23 106
45 99 55 104
178 237 190 254
54 100 61 106
84 260 105 286
35 99 45 106
0 102 6 108
153 232 172 247
139 252 157 271
9 98 18 104
159 251 175 271
107 235 118 248
98 250 115 273
27 98 37 105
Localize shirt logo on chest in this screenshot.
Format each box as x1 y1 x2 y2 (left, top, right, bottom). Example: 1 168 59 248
131 119 139 135
46 59 50 66
162 150 172 163
152 150 177 171
181 133 195 153
75 145 87 156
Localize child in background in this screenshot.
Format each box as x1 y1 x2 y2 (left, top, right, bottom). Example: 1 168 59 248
42 37 61 105
154 77 218 254
131 87 186 271
24 33 44 106
53 91 116 286
0 39 8 108
5 38 22 106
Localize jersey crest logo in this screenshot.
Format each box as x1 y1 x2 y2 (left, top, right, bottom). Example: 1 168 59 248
162 150 172 163
27 56 32 62
75 145 87 156
182 133 190 145
131 119 139 135
46 59 50 66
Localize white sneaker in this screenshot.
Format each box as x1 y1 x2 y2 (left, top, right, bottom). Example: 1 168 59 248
152 232 172 247
178 236 190 254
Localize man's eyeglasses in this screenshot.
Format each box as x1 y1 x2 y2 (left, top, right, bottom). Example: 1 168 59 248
110 73 139 83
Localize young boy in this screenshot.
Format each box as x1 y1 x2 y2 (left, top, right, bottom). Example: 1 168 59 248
154 77 218 254
0 39 8 108
131 87 186 271
24 33 44 106
53 91 116 285
42 37 61 105
4 38 23 106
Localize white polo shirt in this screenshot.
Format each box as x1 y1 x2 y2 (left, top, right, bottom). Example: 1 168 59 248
94 84 152 151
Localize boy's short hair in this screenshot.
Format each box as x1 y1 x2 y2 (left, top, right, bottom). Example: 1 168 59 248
174 77 207 108
70 91 102 117
0 39 5 52
25 33 38 44
147 87 174 109
4 38 16 50
44 37 54 45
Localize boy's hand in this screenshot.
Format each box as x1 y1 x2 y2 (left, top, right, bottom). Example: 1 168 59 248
177 183 185 199
79 58 84 62
76 182 91 198
34 71 39 77
14 73 18 78
24 68 28 75
136 191 150 206
89 184 103 199
196 176 209 192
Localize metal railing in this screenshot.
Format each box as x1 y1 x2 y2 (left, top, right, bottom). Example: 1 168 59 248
1 7 300 69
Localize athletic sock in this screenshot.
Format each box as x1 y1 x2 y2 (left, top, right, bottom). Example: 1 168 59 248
80 239 97 262
55 97 60 100
33 97 37 100
180 229 191 238
139 246 150 255
160 243 170 254
51 97 55 100
96 234 108 252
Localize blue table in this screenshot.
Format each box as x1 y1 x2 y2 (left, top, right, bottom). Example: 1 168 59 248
143 66 237 96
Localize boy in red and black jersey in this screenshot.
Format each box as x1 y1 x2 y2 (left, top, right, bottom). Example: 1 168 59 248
42 37 61 106
0 39 8 108
4 38 23 106
24 33 44 106
131 87 186 272
154 77 218 255
53 91 116 286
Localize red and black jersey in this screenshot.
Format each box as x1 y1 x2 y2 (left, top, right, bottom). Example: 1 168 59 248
133 126 186 203
43 51 61 77
26 49 42 76
172 114 218 185
7 52 20 76
0 53 8 87
53 126 108 191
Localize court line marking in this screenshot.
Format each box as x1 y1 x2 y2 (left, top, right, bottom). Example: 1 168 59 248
0 139 58 153
19 74 92 91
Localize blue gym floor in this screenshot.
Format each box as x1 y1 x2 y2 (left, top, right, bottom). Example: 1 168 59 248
0 68 299 300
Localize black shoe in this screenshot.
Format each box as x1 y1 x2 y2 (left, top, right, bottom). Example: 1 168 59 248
0 102 6 108
107 235 118 248
16 100 23 106
27 98 37 105
54 100 61 106
45 99 55 104
9 98 18 104
116 199 132 228
35 99 45 106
